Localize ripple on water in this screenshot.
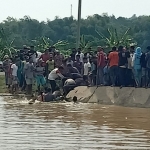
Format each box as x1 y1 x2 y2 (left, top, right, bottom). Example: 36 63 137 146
0 97 150 149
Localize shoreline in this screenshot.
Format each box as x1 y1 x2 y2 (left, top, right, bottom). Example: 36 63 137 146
1 86 150 108
66 86 150 108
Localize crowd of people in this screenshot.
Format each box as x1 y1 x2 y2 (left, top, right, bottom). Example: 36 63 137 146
2 45 150 102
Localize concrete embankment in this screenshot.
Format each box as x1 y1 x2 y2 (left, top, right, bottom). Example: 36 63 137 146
66 86 150 108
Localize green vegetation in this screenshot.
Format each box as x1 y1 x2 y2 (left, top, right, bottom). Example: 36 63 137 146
95 28 136 48
0 14 150 58
0 29 17 58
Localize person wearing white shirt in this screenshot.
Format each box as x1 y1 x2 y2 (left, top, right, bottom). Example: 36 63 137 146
48 67 64 92
11 63 18 77
11 61 18 93
75 48 84 62
83 57 91 83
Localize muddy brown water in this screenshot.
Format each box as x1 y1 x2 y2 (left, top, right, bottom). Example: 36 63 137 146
0 97 150 150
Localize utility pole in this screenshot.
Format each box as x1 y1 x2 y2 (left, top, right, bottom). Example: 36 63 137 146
76 0 82 49
71 4 72 17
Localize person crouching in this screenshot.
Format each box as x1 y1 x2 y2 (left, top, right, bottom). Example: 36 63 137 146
48 67 64 93
63 78 76 96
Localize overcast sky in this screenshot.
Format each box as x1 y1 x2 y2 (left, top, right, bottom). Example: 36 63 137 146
0 0 150 22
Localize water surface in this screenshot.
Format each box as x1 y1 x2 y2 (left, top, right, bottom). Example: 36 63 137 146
0 97 150 150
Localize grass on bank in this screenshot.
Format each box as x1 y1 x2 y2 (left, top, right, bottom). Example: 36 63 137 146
0 75 62 94
0 75 37 94
0 75 7 93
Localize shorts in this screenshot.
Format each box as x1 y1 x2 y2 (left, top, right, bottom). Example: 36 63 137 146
12 76 18 85
8 77 12 85
36 75 46 86
26 78 34 85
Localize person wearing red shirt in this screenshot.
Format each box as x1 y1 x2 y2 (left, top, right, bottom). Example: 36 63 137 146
108 47 119 86
97 46 106 86
40 49 50 65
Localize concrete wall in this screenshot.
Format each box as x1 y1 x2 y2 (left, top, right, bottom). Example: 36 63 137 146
66 86 150 108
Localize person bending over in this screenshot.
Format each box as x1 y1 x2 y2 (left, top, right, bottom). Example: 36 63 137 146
63 78 76 96
48 66 64 93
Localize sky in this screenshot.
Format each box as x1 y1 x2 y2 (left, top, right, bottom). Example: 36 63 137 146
0 0 150 22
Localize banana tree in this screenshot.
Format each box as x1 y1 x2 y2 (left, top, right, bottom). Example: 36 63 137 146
32 37 52 51
80 35 92 52
32 37 70 54
95 27 136 48
0 28 17 59
3 39 17 58
54 40 69 50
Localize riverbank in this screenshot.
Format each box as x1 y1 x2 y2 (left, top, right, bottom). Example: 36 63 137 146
66 86 150 108
0 75 37 94
1 73 150 108
0 75 7 93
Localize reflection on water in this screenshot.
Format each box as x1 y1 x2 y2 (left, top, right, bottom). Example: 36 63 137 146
0 97 150 149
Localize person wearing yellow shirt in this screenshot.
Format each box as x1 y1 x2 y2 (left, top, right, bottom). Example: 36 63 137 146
46 54 54 82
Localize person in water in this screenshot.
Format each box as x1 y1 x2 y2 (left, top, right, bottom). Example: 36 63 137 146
44 88 55 102
73 96 78 103
29 88 54 104
52 87 64 101
28 91 44 104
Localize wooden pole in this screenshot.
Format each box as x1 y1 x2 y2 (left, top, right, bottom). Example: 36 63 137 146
76 0 82 49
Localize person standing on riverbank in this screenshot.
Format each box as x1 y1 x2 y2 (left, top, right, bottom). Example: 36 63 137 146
118 46 129 88
89 57 97 85
16 57 24 88
83 57 91 85
146 46 150 87
46 53 55 84
140 49 147 87
24 58 34 95
108 47 119 87
35 60 46 93
126 46 134 87
3 55 11 86
97 46 106 86
54 51 64 68
40 49 50 65
132 47 142 87
11 59 18 93
73 54 83 74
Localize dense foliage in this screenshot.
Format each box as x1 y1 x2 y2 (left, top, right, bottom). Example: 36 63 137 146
0 14 150 56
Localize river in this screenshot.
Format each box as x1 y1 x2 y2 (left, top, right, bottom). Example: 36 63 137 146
0 97 150 150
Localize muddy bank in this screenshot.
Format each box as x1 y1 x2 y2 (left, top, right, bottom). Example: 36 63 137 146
66 86 150 108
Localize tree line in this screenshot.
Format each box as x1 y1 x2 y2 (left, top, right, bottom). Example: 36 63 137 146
0 14 150 57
